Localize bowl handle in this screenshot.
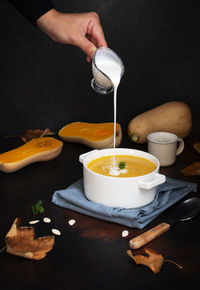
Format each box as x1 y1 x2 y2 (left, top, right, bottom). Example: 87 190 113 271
138 173 166 190
79 150 99 164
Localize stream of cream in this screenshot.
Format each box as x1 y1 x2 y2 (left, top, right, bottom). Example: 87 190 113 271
95 60 122 175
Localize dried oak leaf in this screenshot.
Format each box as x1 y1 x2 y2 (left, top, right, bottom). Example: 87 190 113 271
5 218 54 260
193 142 200 154
127 248 164 273
21 129 55 143
181 162 200 176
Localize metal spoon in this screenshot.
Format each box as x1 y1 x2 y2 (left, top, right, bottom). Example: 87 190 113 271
129 197 200 249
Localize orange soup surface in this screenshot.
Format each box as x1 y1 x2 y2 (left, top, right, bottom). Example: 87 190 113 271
87 155 156 177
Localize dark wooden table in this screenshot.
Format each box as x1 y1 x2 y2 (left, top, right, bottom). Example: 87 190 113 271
0 132 199 290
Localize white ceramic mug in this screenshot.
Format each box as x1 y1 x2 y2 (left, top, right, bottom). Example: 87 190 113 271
147 132 184 167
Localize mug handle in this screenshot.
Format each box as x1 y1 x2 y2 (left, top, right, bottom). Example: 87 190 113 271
176 138 184 156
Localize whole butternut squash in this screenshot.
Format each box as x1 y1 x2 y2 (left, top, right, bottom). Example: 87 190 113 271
0 137 63 173
58 122 122 149
128 101 192 144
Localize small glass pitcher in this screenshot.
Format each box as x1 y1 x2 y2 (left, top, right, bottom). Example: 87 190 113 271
91 47 124 94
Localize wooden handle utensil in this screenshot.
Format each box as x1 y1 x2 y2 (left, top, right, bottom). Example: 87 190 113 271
129 197 200 250
129 222 171 249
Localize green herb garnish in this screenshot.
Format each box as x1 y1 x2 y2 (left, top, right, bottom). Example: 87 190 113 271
118 162 126 170
32 200 44 215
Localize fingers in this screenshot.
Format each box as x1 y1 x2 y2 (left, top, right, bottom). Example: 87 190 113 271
90 18 108 48
81 12 108 61
74 34 96 61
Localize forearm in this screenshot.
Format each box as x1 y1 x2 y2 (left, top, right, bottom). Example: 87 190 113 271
7 0 54 24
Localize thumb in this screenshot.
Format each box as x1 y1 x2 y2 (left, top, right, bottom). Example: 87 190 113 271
75 35 96 59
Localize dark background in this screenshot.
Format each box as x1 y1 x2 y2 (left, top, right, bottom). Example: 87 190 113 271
0 2 200 288
1 0 200 136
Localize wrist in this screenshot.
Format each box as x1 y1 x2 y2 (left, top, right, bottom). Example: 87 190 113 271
36 8 60 27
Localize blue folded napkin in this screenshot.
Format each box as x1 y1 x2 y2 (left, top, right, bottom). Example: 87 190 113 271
52 177 197 229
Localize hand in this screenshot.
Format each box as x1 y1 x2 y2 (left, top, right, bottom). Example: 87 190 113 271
36 9 108 62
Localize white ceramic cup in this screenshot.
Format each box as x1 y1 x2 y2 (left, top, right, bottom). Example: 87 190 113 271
147 132 184 167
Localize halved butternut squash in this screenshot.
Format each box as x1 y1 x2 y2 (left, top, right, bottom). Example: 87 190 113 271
0 137 63 173
58 122 122 149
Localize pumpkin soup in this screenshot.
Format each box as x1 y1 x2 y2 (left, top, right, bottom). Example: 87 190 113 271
87 155 156 177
